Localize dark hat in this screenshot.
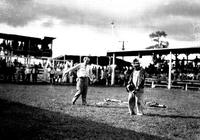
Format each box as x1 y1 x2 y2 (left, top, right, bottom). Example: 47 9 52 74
133 58 140 64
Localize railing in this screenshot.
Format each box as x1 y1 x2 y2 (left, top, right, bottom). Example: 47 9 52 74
145 78 200 91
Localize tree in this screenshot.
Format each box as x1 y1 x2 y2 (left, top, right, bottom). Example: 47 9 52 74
146 31 169 49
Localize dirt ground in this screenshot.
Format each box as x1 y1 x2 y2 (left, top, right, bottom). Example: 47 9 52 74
0 83 200 140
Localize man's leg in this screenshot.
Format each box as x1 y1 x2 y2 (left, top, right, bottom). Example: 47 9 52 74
72 78 83 105
135 95 139 114
135 89 144 115
128 92 135 115
82 78 88 105
81 86 88 105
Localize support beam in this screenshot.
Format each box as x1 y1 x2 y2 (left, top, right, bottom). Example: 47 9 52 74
52 58 54 67
79 55 82 63
111 53 115 85
168 51 172 89
96 56 99 79
186 54 189 64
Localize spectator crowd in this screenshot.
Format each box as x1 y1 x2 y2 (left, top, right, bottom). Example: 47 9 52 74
1 52 200 86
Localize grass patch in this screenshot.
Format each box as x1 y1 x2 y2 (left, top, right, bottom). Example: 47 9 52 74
0 84 200 139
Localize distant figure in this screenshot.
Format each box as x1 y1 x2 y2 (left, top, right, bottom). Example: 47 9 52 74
126 58 145 116
24 66 30 83
31 64 38 83
62 57 92 105
181 57 185 73
194 56 199 67
56 67 63 84
49 67 55 84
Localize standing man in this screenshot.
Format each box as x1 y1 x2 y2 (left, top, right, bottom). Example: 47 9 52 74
63 57 92 105
126 58 145 115
49 67 55 84
32 64 38 84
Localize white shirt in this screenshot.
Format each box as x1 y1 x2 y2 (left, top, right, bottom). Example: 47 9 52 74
77 63 90 78
132 70 140 88
64 63 91 78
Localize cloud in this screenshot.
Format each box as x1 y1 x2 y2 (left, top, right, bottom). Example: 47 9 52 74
0 0 112 28
128 0 200 41
0 0 39 26
1 0 200 42
41 19 54 27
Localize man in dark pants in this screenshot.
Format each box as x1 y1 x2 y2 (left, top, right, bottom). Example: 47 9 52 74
63 57 92 105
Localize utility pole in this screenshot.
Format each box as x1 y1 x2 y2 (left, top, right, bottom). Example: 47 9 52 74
111 21 115 42
111 21 115 85
118 41 127 60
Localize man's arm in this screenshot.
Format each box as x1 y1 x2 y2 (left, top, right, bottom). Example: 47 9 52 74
138 68 145 89
126 72 136 93
127 72 133 85
62 64 80 79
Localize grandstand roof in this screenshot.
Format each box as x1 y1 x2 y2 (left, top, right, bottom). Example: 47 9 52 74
54 55 131 67
107 47 200 57
0 33 55 43
0 33 41 42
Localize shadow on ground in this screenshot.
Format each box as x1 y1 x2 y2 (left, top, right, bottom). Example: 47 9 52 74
146 113 200 119
0 99 169 140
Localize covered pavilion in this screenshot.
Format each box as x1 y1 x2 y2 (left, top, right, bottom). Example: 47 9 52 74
107 46 200 89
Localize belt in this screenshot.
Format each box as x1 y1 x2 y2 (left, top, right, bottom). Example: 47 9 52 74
79 76 87 78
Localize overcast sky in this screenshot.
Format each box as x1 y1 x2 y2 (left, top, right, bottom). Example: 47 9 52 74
1 0 200 57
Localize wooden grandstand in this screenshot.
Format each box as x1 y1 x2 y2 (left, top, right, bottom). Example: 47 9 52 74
0 32 55 83
107 47 200 90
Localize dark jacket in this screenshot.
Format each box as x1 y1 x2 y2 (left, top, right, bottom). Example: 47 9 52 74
127 67 145 92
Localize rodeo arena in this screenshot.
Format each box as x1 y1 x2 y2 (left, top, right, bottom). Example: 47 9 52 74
1 32 200 140
1 32 200 90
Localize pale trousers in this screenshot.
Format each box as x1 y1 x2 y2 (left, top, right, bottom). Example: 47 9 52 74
72 77 88 105
128 89 144 115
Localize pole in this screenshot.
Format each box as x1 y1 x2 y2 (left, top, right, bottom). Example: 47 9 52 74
111 53 115 85
96 56 99 79
118 41 128 59
79 55 82 63
111 21 116 50
168 51 172 89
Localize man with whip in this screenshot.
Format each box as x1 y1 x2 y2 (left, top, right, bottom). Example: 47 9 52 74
62 57 92 105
